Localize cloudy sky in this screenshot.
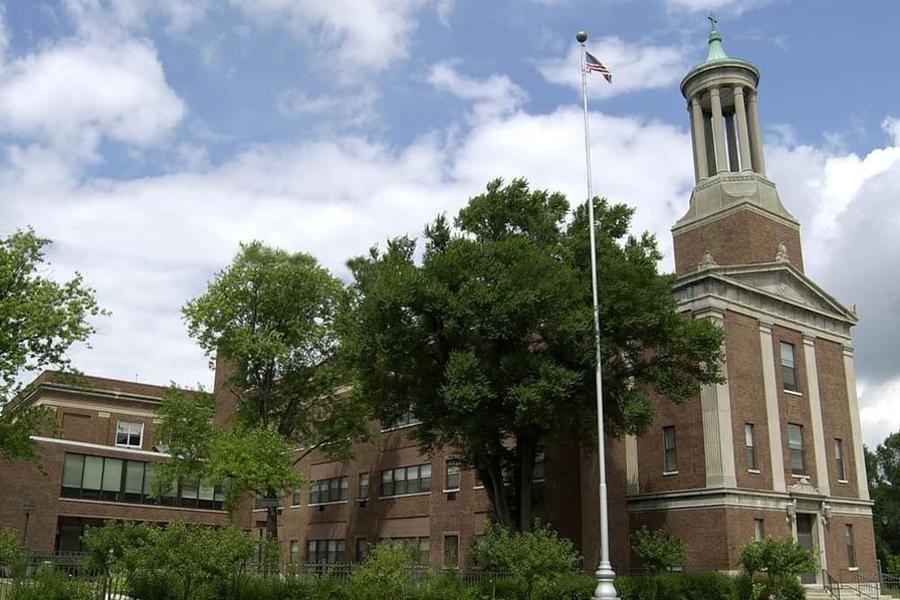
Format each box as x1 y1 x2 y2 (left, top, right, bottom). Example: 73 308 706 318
2 0 898 447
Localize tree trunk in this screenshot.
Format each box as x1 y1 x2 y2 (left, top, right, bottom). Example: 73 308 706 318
517 439 536 533
478 458 515 530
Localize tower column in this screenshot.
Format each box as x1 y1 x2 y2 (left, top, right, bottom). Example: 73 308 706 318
709 87 728 173
747 90 766 175
725 113 740 172
733 86 753 172
690 96 709 180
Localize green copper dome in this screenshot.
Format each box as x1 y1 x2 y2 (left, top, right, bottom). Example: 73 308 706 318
700 14 729 65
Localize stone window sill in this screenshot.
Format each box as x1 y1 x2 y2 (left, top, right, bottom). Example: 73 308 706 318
748 469 761 474
838 479 849 484
784 390 803 397
662 471 679 477
379 491 430 500
308 500 349 507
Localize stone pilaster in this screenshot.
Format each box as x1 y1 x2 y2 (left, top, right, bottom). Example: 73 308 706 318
709 87 728 173
803 335 831 496
698 308 737 488
733 86 753 172
843 346 870 500
759 322 787 492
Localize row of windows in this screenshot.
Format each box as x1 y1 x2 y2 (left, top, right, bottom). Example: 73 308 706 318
61 452 225 510
382 464 432 497
662 424 850 481
309 476 349 505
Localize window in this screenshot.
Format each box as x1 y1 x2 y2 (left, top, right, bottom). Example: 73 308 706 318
533 452 547 482
356 537 368 561
780 342 799 393
845 524 857 568
835 438 847 482
382 408 420 430
358 473 369 500
788 424 806 476
443 534 459 568
753 518 765 541
745 424 758 471
663 426 678 473
115 421 144 448
381 537 430 564
309 476 348 505
290 540 299 562
445 460 460 491
380 464 432 497
291 486 302 506
60 452 225 510
307 539 346 564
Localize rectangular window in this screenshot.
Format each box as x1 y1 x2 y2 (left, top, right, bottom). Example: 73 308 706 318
753 518 765 541
309 476 348 505
356 537 368 562
780 342 799 393
115 421 144 448
788 423 806 475
445 460 460 491
663 426 678 473
59 452 224 510
307 539 346 564
443 534 459 568
835 438 847 482
380 464 432 498
745 424 758 471
845 524 857 568
381 408 421 430
533 452 546 482
290 540 299 562
291 486 302 506
358 473 369 500
381 537 430 564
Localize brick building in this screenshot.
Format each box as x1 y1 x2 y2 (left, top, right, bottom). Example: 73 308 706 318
0 21 877 590
0 372 229 553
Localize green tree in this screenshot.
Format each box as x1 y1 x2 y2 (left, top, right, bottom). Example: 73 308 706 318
739 537 817 579
342 178 724 531
471 521 582 600
866 431 900 566
0 228 104 462
630 526 686 576
165 242 366 541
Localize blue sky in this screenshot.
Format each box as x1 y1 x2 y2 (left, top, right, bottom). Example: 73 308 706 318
1 0 899 445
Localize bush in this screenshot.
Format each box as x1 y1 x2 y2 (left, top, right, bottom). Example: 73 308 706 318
631 527 686 576
0 527 25 578
739 537 816 579
415 571 481 600
736 573 805 600
615 573 738 600
532 572 597 600
349 543 418 600
11 569 92 600
472 522 582 600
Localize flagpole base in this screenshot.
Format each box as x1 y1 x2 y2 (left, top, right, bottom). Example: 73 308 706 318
592 562 620 600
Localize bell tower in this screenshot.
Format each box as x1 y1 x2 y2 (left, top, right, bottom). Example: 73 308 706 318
672 16 803 275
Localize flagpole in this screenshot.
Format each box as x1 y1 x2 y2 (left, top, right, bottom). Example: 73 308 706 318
577 31 620 600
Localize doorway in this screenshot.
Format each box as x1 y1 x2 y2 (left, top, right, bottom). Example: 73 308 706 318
795 513 818 584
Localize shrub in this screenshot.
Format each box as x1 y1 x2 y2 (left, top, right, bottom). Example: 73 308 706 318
0 527 25 578
349 543 418 600
736 573 805 600
415 571 481 600
10 569 92 600
630 526 686 576
615 573 738 600
532 572 597 599
739 537 816 579
471 522 582 600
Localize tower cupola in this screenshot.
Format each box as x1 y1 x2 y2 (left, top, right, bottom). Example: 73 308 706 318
671 16 803 276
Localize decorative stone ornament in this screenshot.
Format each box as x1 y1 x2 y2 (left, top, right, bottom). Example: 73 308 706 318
698 249 718 269
775 241 790 262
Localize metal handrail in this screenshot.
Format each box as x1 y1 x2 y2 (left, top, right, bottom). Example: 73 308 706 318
842 568 881 599
823 569 842 599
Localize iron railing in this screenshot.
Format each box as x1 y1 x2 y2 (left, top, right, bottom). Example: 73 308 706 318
823 569 842 599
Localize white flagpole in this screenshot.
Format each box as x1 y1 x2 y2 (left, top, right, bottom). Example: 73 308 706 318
577 31 620 600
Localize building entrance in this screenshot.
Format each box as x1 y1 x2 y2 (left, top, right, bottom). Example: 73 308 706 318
796 514 818 584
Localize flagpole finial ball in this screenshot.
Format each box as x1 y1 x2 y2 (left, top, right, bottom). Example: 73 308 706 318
576 31 588 43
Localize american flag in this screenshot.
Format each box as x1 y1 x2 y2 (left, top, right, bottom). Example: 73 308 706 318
585 50 612 83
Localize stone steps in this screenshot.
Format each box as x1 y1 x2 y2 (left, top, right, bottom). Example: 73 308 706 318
805 588 893 600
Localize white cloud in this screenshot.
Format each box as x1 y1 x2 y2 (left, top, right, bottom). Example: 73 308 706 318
230 0 432 73
276 87 380 127
0 32 184 158
663 0 771 13
860 378 900 448
428 62 529 121
537 37 689 99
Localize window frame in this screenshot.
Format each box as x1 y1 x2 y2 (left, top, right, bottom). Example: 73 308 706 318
663 426 678 474
835 438 847 482
845 524 857 569
380 464 432 498
306 539 346 565
745 423 759 472
780 342 800 393
358 472 370 501
444 460 460 492
309 476 349 506
753 518 765 541
115 421 144 449
443 533 460 569
788 423 807 476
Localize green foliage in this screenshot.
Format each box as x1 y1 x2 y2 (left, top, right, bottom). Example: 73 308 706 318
84 521 257 600
735 573 804 600
739 537 817 578
168 241 366 536
616 573 739 600
10 569 92 600
630 526 686 576
349 543 418 600
867 432 900 565
0 228 105 462
471 521 582 600
343 178 724 530
415 571 482 600
0 527 25 578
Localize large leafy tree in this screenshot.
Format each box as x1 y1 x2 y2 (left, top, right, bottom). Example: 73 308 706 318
342 178 723 531
866 431 900 568
164 242 366 540
0 228 104 461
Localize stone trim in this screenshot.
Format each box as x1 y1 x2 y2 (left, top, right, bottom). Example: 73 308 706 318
759 324 787 492
803 336 831 496
673 195 799 234
843 351 870 501
36 399 158 418
699 310 737 488
31 436 170 459
626 435 639 495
